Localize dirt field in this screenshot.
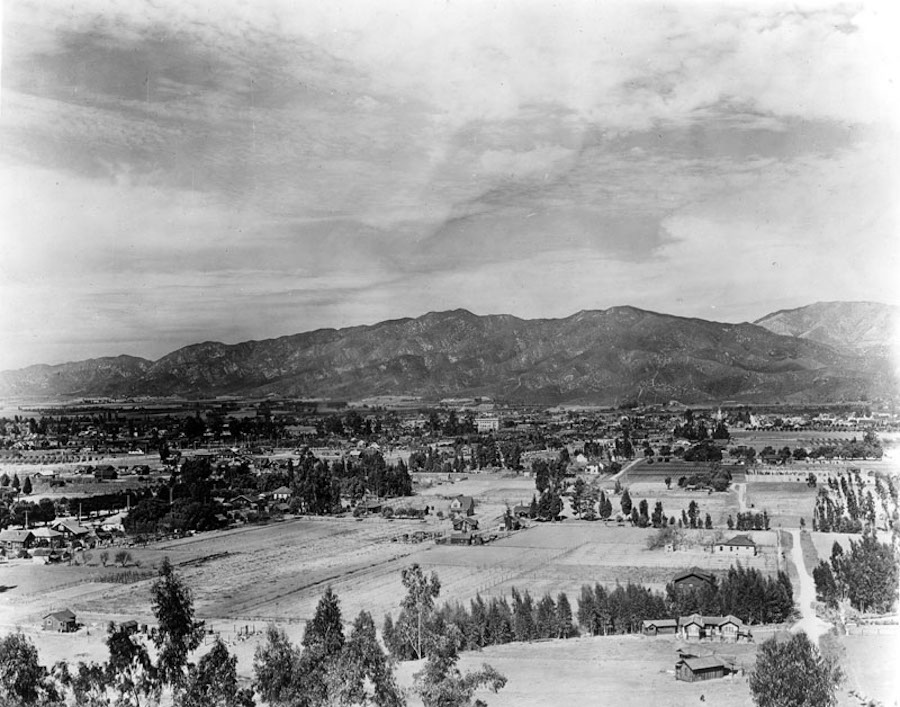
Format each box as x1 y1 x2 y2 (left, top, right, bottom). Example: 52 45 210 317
396 634 760 707
744 482 817 527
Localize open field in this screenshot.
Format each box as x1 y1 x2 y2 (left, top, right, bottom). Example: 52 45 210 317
744 482 817 527
622 459 747 484
397 634 760 707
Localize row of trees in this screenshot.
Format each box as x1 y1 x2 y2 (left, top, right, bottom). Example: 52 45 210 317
666 564 795 625
813 533 899 613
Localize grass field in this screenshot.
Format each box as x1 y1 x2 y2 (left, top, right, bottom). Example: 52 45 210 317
744 482 817 527
622 459 747 484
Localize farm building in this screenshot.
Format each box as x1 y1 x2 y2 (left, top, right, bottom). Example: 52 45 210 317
452 516 479 532
641 618 678 636
31 527 64 548
43 609 77 632
675 655 731 682
716 534 757 556
269 486 292 502
678 614 748 642
0 529 34 552
672 568 715 592
450 495 476 517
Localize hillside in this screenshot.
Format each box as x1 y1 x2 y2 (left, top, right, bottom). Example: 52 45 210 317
0 306 895 404
754 301 899 355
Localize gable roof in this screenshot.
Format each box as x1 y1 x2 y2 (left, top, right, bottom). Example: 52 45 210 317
680 656 727 672
270 486 292 496
673 567 714 583
452 495 475 509
641 618 678 629
0 529 33 542
44 609 76 622
721 534 756 547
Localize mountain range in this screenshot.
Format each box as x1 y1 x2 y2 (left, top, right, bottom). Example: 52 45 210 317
1 302 897 405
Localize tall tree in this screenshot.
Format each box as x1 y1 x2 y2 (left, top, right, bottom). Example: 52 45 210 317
399 565 441 661
328 611 405 707
253 626 301 707
151 557 205 692
182 638 254 707
0 632 59 706
749 633 842 707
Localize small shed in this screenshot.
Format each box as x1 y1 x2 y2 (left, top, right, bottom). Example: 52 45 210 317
675 655 729 682
43 609 77 632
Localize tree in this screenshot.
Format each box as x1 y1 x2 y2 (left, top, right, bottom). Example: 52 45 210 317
21 476 32 496
749 633 842 707
620 489 632 516
400 564 441 661
327 611 404 707
414 629 506 707
106 621 160 707
303 586 345 659
150 558 205 692
0 632 59 705
182 638 254 707
253 626 301 707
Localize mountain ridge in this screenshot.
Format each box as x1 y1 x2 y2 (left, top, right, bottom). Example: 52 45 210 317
1 303 896 404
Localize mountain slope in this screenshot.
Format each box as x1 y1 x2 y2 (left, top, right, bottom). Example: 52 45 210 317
0 306 894 404
755 301 899 355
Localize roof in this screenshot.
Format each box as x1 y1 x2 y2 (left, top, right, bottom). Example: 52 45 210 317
721 534 756 547
641 618 678 628
270 486 292 495
31 527 63 538
453 495 475 509
45 609 76 621
673 567 714 583
678 614 745 628
52 520 90 535
680 656 727 672
0 529 33 541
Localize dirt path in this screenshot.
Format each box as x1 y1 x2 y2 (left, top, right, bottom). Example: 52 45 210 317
735 482 748 513
610 458 641 481
788 529 832 645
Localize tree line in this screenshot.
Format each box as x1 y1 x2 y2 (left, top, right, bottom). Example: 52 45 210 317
813 533 899 613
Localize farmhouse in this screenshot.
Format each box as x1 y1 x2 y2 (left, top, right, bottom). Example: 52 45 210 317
31 527 64 548
43 609 77 632
716 534 757 556
672 568 715 592
51 520 92 542
0 529 34 552
641 618 678 636
678 614 748 642
269 486 292 502
450 496 475 517
675 655 731 682
452 516 479 532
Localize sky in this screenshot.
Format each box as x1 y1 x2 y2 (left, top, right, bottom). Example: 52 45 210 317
1 0 899 370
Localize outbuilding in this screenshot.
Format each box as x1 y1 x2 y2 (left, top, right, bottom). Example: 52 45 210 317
43 609 77 632
675 655 730 682
641 618 679 636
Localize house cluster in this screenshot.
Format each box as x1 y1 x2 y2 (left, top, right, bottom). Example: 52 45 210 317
0 519 115 563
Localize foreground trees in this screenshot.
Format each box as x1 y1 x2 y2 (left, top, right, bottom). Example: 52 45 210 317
0 560 251 707
750 633 842 707
253 587 403 707
814 533 899 612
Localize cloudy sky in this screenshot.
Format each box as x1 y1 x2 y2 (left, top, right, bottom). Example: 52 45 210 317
1 0 898 370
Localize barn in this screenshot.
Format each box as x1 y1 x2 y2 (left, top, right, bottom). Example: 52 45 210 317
641 618 678 636
675 655 729 682
43 609 77 632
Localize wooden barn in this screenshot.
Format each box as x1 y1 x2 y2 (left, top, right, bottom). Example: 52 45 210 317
641 618 678 636
672 568 715 593
43 609 77 633
675 655 730 682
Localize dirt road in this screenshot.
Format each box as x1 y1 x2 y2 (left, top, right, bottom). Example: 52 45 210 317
788 528 832 644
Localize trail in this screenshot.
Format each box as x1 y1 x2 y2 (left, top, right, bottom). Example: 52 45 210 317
735 482 748 513
788 528 832 645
